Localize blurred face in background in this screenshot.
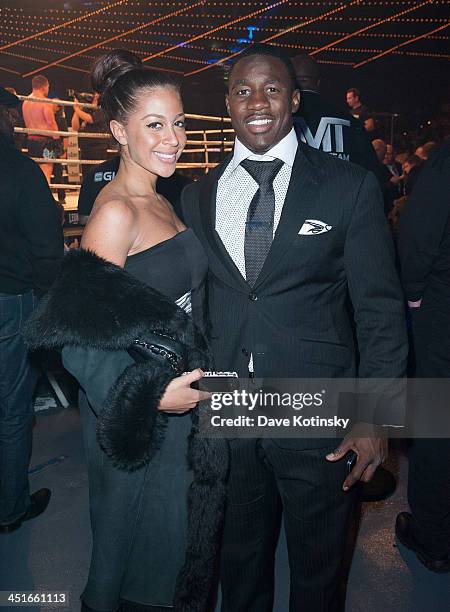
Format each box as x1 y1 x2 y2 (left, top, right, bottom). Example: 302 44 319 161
403 160 416 174
372 139 387 163
384 144 395 165
346 91 360 110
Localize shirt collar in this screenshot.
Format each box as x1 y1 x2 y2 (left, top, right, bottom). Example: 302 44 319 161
231 127 298 172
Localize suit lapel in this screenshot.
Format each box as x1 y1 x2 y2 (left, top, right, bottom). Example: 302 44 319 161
254 143 322 289
198 156 250 291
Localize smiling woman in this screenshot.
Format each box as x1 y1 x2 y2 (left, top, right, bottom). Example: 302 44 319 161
24 49 228 612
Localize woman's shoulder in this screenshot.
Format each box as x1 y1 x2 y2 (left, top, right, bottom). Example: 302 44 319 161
82 192 138 265
91 188 137 225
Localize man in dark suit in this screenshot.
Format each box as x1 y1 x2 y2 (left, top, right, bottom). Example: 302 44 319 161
182 45 408 611
396 141 450 573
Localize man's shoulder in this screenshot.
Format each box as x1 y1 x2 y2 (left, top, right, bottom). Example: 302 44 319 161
297 140 369 182
297 95 367 132
182 176 202 203
183 157 230 197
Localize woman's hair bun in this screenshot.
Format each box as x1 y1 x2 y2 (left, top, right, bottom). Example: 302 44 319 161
91 49 142 95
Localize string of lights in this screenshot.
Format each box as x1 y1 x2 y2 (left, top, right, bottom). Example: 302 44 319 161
185 0 361 76
141 0 291 62
310 0 435 56
0 1 446 77
22 0 208 77
0 0 128 52
353 20 450 67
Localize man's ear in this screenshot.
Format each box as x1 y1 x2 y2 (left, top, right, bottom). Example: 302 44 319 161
110 119 127 146
291 88 301 114
225 94 231 117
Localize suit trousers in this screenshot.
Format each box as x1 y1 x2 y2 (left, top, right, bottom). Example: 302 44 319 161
407 301 450 558
220 438 356 612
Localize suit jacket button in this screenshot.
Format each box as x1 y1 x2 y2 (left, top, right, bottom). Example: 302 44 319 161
249 292 258 301
242 348 249 356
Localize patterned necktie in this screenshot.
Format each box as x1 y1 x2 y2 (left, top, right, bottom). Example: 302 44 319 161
241 158 284 286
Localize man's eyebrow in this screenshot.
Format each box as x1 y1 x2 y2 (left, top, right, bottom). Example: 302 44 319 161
231 77 283 87
140 112 185 120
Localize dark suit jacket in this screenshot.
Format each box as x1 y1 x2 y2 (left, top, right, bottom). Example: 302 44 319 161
293 90 380 176
398 141 450 303
182 142 407 402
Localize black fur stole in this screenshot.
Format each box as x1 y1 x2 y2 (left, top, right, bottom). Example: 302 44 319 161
24 248 229 612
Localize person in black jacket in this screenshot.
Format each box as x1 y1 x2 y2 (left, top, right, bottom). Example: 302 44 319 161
291 54 380 176
396 141 450 573
0 87 64 534
182 44 408 611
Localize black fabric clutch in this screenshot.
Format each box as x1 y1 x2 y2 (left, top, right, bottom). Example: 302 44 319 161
127 331 186 375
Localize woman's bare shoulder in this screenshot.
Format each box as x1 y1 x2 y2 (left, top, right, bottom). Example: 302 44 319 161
81 194 138 266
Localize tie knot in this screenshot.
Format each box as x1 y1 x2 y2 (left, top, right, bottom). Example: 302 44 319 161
241 158 284 186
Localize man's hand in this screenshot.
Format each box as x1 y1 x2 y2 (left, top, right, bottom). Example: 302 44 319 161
326 424 388 491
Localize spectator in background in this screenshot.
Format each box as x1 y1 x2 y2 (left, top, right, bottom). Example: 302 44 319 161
384 144 403 185
4 86 26 151
291 54 380 175
402 154 422 195
415 141 436 162
346 87 375 133
372 138 398 215
71 92 109 176
22 75 59 184
372 138 387 164
384 143 405 216
0 87 64 534
51 104 68 205
397 140 450 573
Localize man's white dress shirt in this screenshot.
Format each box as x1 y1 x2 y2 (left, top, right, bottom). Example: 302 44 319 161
215 128 298 371
216 128 298 278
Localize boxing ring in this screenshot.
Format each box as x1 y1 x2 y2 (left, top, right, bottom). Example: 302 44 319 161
14 94 235 225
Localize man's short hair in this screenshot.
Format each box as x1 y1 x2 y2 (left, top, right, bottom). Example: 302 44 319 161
405 154 421 166
226 44 297 91
422 141 436 159
346 87 360 98
31 75 49 90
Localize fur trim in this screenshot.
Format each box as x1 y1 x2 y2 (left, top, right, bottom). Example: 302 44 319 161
24 248 197 353
24 248 228 611
98 361 173 471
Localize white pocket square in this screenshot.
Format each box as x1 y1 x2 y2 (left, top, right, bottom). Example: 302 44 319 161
298 220 333 235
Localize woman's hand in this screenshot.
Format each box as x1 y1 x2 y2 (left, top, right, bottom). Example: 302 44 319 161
158 369 210 414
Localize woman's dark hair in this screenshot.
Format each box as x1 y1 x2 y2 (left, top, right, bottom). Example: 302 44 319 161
91 49 181 124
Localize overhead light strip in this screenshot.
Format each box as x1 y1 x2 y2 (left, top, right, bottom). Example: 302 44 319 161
310 0 435 56
354 21 450 67
184 0 361 76
21 0 207 77
0 0 128 52
141 0 291 62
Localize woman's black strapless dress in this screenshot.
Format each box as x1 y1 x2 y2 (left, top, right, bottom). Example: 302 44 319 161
79 229 209 612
